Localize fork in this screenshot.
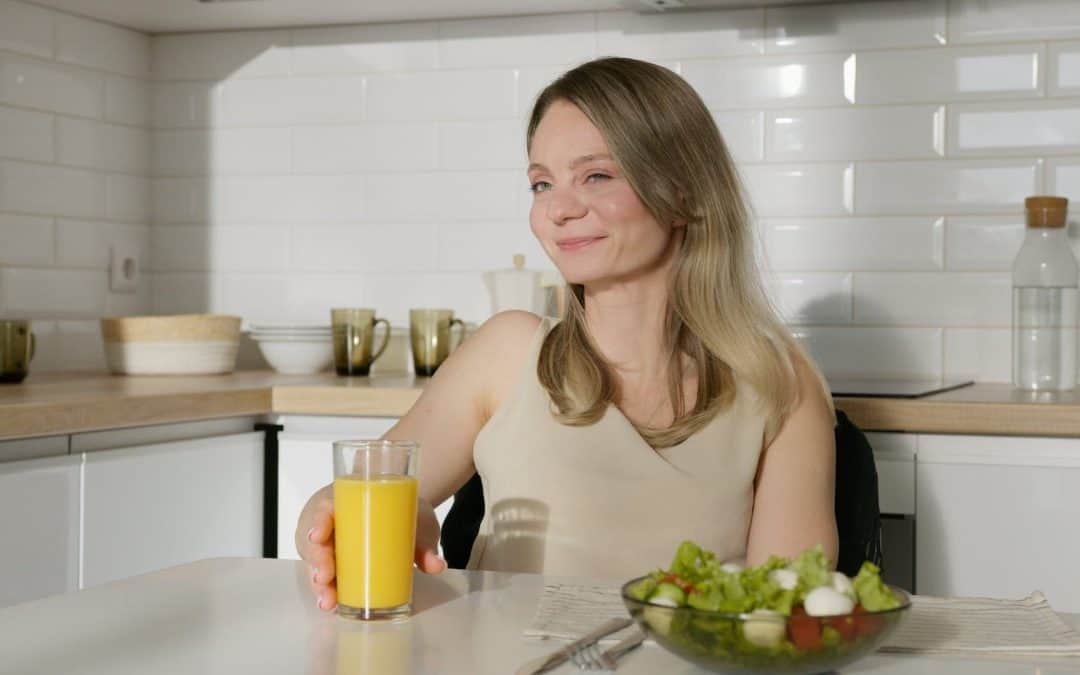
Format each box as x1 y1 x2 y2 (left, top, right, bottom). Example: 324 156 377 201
569 629 646 671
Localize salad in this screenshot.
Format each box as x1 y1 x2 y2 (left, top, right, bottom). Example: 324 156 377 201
625 541 903 657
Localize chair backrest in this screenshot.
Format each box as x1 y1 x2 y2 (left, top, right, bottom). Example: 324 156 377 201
441 472 484 569
833 409 884 576
441 409 885 574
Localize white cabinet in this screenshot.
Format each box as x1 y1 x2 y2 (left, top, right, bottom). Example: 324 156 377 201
866 432 917 516
81 431 264 587
865 433 917 592
916 434 1080 612
0 454 80 608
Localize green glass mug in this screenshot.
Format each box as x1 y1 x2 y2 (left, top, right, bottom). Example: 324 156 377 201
0 319 35 384
332 309 391 376
409 309 465 377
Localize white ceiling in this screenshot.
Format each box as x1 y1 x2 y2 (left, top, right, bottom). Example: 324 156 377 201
25 0 625 34
24 0 863 34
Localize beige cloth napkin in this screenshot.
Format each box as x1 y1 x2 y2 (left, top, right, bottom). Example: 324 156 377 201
525 583 1080 658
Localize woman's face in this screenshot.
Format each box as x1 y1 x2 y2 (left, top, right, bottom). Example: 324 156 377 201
527 100 678 287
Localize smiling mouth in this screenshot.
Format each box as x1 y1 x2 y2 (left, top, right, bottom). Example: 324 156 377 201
556 236 604 251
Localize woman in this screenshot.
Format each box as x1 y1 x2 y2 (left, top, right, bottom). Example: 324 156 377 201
298 57 837 612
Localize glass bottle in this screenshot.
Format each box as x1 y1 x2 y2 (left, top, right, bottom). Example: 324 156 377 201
1012 196 1078 390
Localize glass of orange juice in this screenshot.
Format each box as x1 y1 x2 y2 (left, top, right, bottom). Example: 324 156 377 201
333 440 420 621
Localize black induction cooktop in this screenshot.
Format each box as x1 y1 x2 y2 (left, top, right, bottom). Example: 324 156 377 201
828 378 975 398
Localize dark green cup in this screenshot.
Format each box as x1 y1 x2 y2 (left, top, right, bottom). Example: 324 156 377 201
0 319 35 383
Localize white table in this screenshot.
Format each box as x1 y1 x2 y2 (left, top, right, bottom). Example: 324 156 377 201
1 558 1078 674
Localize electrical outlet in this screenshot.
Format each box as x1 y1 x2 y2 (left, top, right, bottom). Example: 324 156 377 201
109 243 139 294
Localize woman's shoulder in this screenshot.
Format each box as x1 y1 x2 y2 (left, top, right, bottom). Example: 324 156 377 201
467 311 549 415
472 310 548 351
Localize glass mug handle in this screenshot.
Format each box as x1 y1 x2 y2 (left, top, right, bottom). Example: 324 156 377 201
28 332 35 362
449 318 466 351
370 318 392 362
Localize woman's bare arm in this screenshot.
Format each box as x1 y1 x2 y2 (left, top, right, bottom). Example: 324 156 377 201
296 310 542 610
744 356 838 566
383 310 543 506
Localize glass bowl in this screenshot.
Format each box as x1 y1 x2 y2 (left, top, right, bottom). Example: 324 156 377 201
620 576 911 675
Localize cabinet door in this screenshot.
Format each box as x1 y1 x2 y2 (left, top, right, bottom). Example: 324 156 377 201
0 455 80 608
917 434 1080 612
82 432 264 588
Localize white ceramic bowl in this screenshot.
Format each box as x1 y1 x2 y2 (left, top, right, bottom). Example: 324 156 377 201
252 336 333 374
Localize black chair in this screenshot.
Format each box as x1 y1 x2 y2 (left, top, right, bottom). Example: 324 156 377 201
441 409 883 576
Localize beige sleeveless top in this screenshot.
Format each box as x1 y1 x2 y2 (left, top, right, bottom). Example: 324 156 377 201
466 318 768 579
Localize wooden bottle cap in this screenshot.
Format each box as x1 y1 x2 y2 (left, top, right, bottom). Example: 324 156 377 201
1025 195 1068 228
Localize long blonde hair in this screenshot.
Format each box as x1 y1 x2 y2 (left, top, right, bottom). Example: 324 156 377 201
529 57 819 449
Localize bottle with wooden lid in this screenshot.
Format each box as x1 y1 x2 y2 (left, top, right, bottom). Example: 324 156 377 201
1012 196 1077 390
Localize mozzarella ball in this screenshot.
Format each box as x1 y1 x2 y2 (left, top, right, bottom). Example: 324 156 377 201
804 586 856 617
831 571 855 599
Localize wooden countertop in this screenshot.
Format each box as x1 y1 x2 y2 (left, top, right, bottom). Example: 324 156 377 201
3 371 1080 440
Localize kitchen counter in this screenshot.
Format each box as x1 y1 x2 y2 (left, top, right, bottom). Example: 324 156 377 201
1 557 1077 675
3 371 1080 441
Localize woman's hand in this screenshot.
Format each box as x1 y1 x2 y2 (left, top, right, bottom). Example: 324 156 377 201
415 497 448 574
296 484 337 611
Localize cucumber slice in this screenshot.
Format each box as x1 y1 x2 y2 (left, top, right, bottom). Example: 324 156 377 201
641 606 674 637
649 582 686 607
627 577 659 602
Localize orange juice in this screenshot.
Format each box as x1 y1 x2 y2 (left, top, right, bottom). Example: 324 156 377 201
334 475 418 611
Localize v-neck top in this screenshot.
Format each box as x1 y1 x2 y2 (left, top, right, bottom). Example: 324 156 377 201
466 317 767 579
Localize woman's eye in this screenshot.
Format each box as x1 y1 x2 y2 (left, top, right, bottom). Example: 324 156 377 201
585 173 611 183
529 181 552 193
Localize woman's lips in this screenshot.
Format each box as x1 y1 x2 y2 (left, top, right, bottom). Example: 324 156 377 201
556 236 604 251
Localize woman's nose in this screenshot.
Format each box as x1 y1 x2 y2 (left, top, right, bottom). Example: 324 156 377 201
546 188 587 226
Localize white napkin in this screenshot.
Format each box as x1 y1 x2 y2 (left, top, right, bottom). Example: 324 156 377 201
524 583 639 643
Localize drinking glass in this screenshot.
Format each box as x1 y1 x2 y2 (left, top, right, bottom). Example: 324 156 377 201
333 440 420 621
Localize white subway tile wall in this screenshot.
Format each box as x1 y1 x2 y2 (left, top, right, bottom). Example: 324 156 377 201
1050 41 1080 95
5 0 1080 380
141 0 1080 381
0 0 151 372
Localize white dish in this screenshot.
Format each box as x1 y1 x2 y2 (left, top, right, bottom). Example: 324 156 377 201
247 324 331 333
252 336 333 374
248 333 331 342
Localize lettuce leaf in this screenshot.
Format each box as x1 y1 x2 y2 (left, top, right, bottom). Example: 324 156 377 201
853 561 901 611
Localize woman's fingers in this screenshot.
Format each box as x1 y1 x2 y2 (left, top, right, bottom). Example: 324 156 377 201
413 497 447 574
416 548 448 574
308 509 334 545
308 565 338 611
298 495 339 611
296 495 334 564
310 546 336 585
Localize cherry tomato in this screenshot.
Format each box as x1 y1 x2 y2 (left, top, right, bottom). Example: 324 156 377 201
853 603 884 636
788 607 823 650
661 573 696 595
826 615 858 641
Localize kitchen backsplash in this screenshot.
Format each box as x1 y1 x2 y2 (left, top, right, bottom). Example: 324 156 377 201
2 0 1080 381
0 0 152 370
